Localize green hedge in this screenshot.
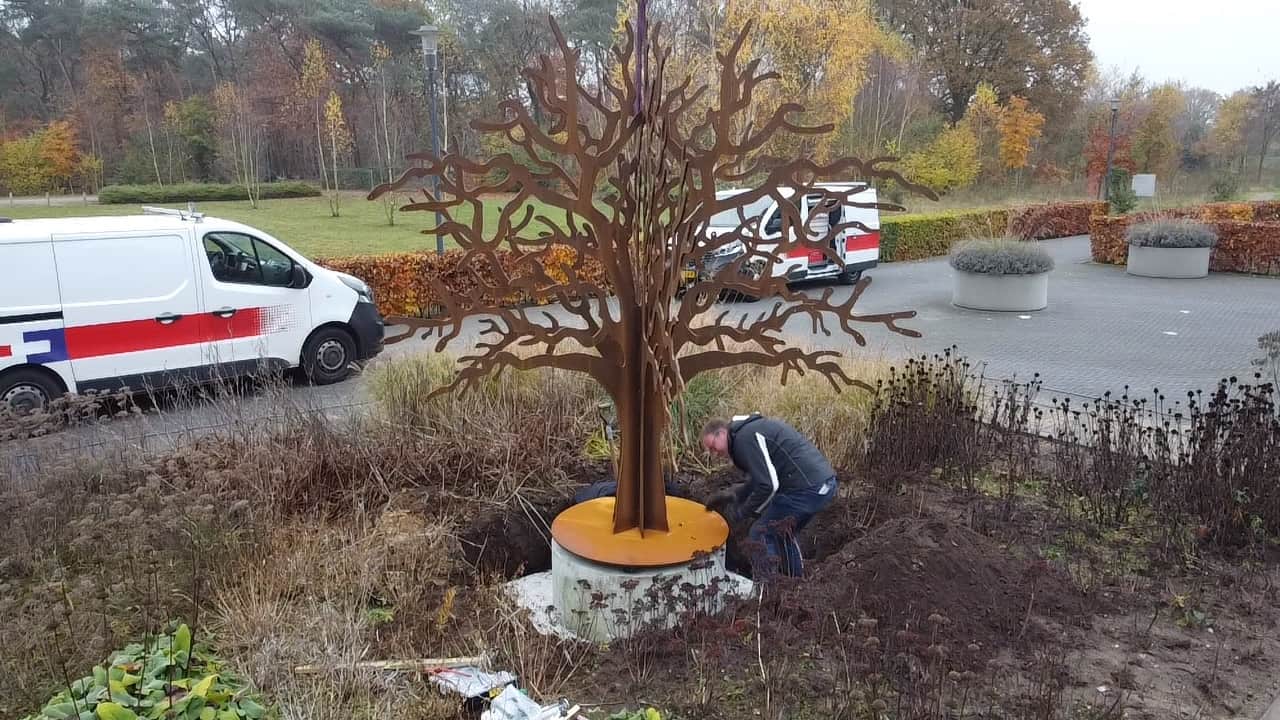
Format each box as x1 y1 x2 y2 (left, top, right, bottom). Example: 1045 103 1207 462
98 181 321 204
880 209 1011 262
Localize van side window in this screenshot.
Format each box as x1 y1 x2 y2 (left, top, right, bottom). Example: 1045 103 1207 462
805 195 843 228
764 208 783 235
203 232 296 287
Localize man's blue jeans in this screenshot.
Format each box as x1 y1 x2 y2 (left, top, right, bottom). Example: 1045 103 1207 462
747 477 837 578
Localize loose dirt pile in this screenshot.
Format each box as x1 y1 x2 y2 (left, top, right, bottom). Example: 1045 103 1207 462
809 516 1086 663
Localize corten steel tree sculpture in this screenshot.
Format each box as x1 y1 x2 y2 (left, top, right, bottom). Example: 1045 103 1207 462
370 14 932 541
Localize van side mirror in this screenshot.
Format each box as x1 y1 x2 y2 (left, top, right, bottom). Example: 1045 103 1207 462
289 265 310 289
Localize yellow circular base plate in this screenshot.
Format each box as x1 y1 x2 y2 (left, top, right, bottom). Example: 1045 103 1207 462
550 496 730 567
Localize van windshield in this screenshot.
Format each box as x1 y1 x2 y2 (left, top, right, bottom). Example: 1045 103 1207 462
709 196 773 228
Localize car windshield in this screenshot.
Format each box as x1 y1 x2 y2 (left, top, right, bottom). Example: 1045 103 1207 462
709 195 773 228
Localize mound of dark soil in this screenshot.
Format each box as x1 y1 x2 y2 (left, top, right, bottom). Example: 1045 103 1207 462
809 516 1085 662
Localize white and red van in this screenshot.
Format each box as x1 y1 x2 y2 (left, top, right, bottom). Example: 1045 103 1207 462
688 183 882 287
0 207 384 413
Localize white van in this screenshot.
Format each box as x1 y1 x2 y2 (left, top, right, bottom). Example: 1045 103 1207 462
0 207 384 413
687 183 883 287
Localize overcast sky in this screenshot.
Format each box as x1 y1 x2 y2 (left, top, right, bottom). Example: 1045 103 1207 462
1074 0 1278 95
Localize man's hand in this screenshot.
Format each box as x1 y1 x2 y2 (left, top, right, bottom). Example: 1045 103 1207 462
705 487 737 517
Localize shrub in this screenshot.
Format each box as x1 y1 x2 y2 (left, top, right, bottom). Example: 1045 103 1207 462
1106 170 1138 214
900 125 981 194
1093 212 1280 273
1198 202 1255 221
879 209 1011 262
1007 201 1107 240
1208 172 1241 201
320 245 609 318
98 181 321 204
949 237 1055 275
1126 219 1218 249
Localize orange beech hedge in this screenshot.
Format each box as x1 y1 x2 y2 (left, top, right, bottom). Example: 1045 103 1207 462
1090 201 1280 274
321 245 609 318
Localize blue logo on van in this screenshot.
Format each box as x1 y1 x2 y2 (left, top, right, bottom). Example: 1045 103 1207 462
23 328 68 364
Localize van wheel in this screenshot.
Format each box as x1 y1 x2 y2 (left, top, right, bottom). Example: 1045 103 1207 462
302 327 357 385
1 368 62 415
838 268 863 286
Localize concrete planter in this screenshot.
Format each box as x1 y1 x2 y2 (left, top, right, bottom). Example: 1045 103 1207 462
548 540 752 641
952 270 1049 312
1126 244 1211 278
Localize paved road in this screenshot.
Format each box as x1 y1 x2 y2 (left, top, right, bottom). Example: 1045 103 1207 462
5 235 1279 465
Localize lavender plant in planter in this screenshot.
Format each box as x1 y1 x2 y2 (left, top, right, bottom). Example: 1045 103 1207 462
950 237 1054 312
1126 220 1218 278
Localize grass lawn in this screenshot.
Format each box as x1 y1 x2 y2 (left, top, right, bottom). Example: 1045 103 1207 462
1 192 564 258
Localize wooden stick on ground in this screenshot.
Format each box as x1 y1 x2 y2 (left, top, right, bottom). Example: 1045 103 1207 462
292 655 489 675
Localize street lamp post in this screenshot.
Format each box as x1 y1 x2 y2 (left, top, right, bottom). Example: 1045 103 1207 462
1102 98 1119 202
412 24 444 256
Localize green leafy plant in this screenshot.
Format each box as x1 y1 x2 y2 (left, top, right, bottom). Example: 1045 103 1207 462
22 623 267 720
1106 170 1138 214
1208 172 1241 202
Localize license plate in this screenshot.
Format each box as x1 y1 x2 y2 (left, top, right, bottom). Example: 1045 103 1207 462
808 250 826 264
682 269 698 281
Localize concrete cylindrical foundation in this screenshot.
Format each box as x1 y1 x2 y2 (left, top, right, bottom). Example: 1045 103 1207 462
952 270 1049 312
1126 245 1211 278
550 540 750 642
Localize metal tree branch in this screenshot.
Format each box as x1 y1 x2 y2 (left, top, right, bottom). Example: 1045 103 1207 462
368 12 933 537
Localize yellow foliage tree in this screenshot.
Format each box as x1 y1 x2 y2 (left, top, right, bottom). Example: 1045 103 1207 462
901 124 980 194
962 82 1004 176
1133 83 1185 177
613 0 889 163
997 95 1045 170
323 91 352 217
1208 91 1253 172
298 39 333 193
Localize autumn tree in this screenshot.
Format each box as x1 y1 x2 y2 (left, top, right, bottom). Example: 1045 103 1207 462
324 91 353 216
298 39 334 194
213 82 262 206
963 83 1003 172
998 95 1045 171
371 16 929 533
1248 81 1279 182
1209 91 1253 173
1132 84 1185 177
879 0 1091 126
39 120 81 191
902 124 980 193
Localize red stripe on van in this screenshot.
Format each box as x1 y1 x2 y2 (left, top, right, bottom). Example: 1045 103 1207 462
845 231 880 252
63 308 265 360
0 345 11 358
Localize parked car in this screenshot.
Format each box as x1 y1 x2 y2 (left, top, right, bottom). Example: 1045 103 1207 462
684 183 884 289
0 206 384 414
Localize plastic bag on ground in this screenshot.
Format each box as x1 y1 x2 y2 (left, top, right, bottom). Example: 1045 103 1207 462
429 666 517 698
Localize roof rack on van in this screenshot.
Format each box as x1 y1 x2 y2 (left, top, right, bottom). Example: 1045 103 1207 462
142 203 203 222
